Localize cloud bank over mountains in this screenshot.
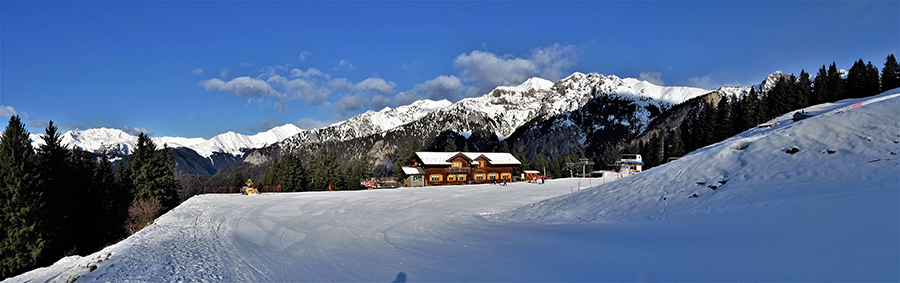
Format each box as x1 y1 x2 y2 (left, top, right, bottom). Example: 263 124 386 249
198 44 581 124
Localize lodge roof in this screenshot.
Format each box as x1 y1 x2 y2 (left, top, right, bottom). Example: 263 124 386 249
413 151 521 166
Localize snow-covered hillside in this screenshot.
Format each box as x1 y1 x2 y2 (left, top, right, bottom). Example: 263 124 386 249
499 88 900 223
9 90 898 282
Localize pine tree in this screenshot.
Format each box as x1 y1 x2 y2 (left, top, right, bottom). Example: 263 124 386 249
0 116 45 278
882 54 900 91
230 172 245 190
129 135 180 215
343 158 371 190
444 139 457 152
826 62 845 101
796 70 812 108
35 121 71 263
68 146 96 254
847 59 868 98
865 61 880 95
670 127 685 158
94 155 125 245
744 86 761 127
714 94 733 142
280 153 307 192
812 66 828 105
531 154 547 175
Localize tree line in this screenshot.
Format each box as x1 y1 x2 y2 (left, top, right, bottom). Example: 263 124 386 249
1 118 180 279
262 149 372 192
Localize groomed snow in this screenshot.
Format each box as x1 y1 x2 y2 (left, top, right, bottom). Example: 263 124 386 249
9 90 899 282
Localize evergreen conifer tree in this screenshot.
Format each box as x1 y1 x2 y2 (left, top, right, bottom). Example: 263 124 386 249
847 59 868 98
0 116 45 278
882 54 900 91
444 139 457 152
865 61 880 95
826 62 845 101
68 146 96 254
812 66 828 104
714 94 733 141
796 70 812 108
94 155 124 245
670 127 685 158
35 121 71 263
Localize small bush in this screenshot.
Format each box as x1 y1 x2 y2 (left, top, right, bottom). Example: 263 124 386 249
733 141 749 150
125 198 161 235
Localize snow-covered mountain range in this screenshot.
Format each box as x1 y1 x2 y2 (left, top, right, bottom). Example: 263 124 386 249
29 124 304 160
28 72 723 174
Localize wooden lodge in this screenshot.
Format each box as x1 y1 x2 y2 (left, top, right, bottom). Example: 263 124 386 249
402 152 521 186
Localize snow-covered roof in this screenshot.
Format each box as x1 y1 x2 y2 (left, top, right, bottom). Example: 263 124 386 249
523 170 541 174
473 152 521 165
413 152 521 166
402 167 424 175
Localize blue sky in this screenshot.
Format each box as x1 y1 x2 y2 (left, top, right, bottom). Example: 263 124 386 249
2 1 897 138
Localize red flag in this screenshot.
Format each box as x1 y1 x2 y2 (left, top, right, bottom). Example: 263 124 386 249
328 184 333 191
852 102 862 108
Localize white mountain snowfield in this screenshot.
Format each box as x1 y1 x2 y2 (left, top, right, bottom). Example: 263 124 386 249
8 90 898 282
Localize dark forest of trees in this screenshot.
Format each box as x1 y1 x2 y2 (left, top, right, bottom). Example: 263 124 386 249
1 120 180 279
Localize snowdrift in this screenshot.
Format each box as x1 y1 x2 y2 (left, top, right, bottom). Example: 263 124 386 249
496 89 900 224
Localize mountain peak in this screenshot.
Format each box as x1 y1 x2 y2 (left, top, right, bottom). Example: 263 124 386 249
495 77 554 93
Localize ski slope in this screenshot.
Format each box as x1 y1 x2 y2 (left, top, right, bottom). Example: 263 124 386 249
7 91 899 282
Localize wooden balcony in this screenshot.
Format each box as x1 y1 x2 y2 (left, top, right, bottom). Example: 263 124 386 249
448 167 470 174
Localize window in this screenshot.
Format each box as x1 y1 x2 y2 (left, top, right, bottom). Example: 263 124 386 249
501 173 510 180
488 173 498 180
458 174 467 181
453 162 461 168
430 175 441 181
475 174 484 180
447 175 455 182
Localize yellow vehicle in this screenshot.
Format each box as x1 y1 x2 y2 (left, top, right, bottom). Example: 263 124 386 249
242 178 259 195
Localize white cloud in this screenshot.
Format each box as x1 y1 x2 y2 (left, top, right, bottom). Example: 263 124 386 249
219 69 229 79
294 118 332 130
334 59 356 71
121 125 154 136
454 44 579 94
640 71 665 86
192 68 204 75
355 77 395 94
240 63 251 68
389 75 475 106
29 120 49 128
298 51 312 61
687 76 713 89
202 77 284 99
267 75 332 105
291 68 327 79
454 50 537 89
530 43 579 81
249 119 278 132
0 105 16 118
